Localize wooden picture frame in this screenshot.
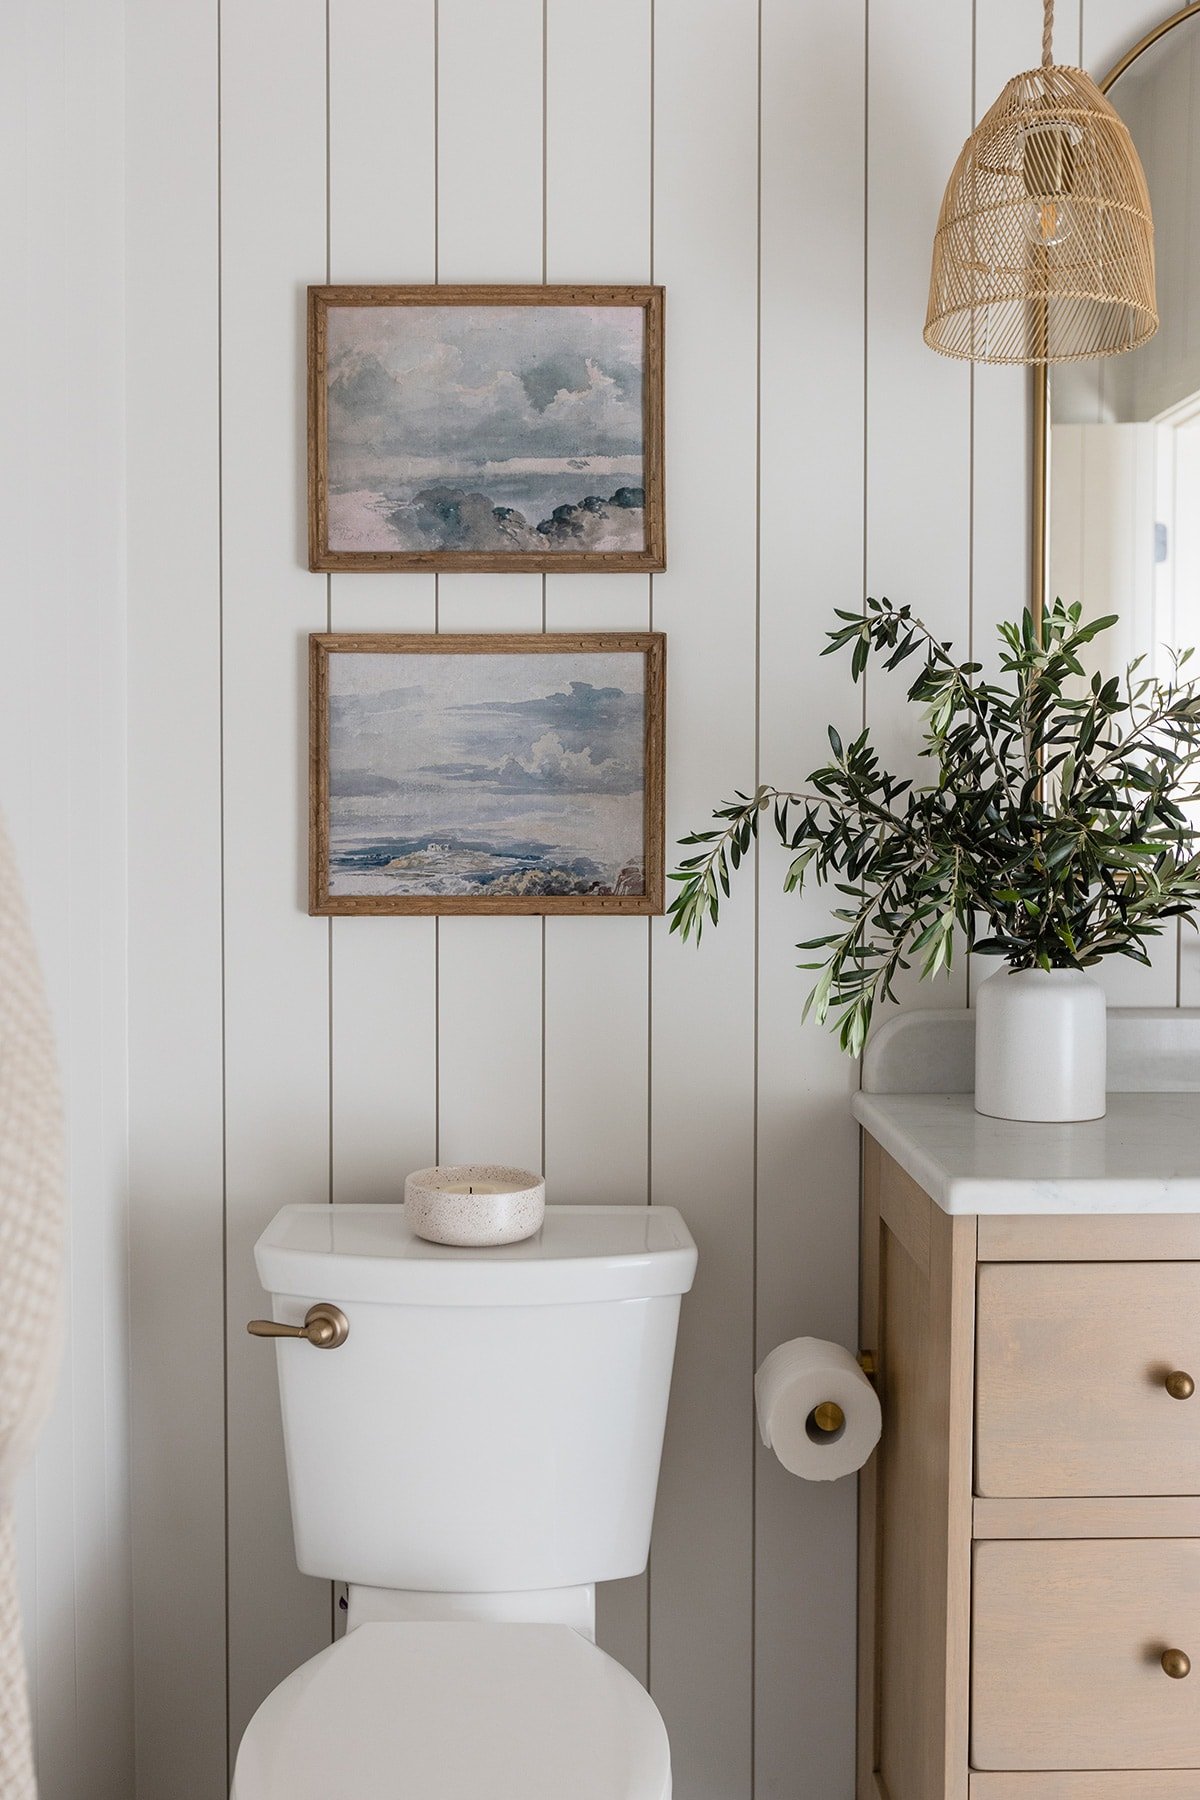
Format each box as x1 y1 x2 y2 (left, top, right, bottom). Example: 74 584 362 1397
309 632 665 916
307 285 665 573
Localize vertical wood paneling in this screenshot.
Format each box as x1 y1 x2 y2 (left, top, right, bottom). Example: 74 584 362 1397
540 0 655 1681
542 0 652 1208
328 0 439 639
328 0 439 1207
126 0 227 1789
867 0 974 1016
756 4 865 1793
117 4 1200 1795
4 3 133 1797
435 0 546 1169
649 4 758 1795
437 917 545 1166
9 11 79 1787
219 0 333 1761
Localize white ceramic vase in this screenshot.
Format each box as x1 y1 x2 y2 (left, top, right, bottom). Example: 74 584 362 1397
973 966 1107 1122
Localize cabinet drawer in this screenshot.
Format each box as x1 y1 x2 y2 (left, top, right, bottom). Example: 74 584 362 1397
972 1540 1200 1771
976 1262 1200 1497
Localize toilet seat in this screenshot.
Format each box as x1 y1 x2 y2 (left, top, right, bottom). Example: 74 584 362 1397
231 1621 672 1800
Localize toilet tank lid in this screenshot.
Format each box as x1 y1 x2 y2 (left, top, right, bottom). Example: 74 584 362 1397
255 1203 698 1306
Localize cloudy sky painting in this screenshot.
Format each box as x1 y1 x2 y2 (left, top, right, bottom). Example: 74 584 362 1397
325 649 649 901
323 303 648 556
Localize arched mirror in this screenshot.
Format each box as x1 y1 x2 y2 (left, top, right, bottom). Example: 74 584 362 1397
1037 3 1200 676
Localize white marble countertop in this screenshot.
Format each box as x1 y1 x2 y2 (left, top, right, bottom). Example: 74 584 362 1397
851 1090 1200 1216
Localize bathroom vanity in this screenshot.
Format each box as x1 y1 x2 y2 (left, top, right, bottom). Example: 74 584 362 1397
852 1012 1200 1800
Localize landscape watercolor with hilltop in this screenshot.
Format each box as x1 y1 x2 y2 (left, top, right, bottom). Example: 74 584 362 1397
324 304 647 555
328 650 647 899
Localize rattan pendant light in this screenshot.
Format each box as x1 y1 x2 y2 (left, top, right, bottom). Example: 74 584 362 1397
924 0 1158 364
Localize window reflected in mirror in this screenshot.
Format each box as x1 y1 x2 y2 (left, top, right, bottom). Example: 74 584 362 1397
1048 12 1200 681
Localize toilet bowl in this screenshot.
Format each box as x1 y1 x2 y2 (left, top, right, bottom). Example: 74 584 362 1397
231 1622 671 1800
236 1202 696 1799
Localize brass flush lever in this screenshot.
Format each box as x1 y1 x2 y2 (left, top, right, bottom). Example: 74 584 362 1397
247 1302 349 1350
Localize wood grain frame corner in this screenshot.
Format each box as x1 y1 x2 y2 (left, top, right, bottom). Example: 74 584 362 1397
308 630 666 917
306 284 665 574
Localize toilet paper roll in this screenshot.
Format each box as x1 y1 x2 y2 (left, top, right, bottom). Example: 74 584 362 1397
755 1337 882 1482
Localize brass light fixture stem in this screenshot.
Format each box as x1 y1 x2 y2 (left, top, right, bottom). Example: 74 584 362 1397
1031 367 1048 638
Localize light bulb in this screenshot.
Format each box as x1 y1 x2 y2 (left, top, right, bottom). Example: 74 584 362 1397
1024 196 1071 248
1019 119 1080 248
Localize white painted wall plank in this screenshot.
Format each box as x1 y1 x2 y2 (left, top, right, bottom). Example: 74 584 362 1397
541 0 652 1199
328 0 440 1206
331 916 439 1200
10 11 80 1787
2 0 63 1770
866 0 974 1019
126 0 227 1790
648 4 758 1793
543 918 649 1206
756 6 865 1793
436 0 544 287
4 3 133 1797
219 0 333 1764
541 0 654 1683
328 0 439 635
436 916 544 1168
434 0 545 1172
1084 0 1177 80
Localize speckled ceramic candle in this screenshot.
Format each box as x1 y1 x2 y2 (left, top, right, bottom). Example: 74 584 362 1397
404 1164 546 1246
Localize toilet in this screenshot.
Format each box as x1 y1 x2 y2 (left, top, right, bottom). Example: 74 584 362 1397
231 1201 698 1799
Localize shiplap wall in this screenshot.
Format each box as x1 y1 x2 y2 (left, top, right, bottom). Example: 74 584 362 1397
120 4 1189 1800
2 2 132 1797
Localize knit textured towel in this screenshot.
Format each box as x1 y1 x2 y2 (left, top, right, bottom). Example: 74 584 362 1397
0 808 65 1800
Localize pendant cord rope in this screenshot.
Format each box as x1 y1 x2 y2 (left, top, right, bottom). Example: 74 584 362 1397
1042 0 1054 72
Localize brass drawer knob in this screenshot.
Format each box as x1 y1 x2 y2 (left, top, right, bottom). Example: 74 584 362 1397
1162 1648 1192 1680
247 1302 349 1350
1165 1371 1195 1401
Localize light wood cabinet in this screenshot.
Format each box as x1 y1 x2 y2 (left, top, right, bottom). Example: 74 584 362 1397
858 1137 1200 1800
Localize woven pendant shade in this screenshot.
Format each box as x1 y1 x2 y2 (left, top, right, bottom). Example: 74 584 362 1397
924 41 1158 364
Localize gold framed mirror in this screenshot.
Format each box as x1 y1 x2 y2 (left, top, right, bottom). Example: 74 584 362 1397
1034 3 1200 659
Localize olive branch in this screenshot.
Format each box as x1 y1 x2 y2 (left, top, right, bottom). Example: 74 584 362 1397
668 599 1200 1057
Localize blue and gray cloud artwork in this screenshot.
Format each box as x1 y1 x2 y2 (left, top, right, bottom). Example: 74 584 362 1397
324 305 647 554
326 655 647 899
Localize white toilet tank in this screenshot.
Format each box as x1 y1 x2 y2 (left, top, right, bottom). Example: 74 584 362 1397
254 1203 697 1594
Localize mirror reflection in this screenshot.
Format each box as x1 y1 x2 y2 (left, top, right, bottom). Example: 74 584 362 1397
1049 12 1200 678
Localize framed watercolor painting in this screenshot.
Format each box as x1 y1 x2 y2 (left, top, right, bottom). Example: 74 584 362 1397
307 285 664 573
309 632 665 916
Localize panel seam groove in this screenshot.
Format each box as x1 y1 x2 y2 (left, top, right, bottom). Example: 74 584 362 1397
216 0 232 1778
645 0 656 1698
750 2 763 1791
